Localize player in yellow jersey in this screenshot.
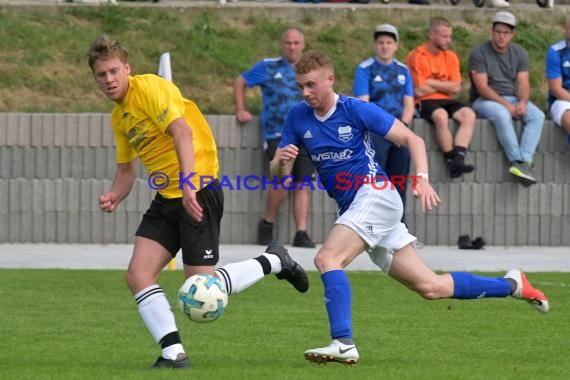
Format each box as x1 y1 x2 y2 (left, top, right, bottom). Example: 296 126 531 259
88 35 309 370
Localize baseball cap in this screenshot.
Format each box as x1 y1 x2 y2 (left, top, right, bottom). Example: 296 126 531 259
493 11 516 28
374 24 399 42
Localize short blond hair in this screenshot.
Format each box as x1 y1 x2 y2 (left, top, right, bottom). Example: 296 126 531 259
429 16 452 32
294 51 333 75
87 35 128 71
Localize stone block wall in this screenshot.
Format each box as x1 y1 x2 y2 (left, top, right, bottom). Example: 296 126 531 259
0 113 569 245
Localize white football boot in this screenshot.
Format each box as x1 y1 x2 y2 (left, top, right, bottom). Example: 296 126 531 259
304 339 359 365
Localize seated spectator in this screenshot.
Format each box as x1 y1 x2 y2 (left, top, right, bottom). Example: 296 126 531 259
546 15 570 147
353 24 413 223
469 12 545 186
406 16 476 179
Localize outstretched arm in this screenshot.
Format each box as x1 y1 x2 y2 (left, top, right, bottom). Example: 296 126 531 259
384 120 441 212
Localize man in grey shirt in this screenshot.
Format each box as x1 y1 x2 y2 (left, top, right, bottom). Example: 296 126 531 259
469 11 544 186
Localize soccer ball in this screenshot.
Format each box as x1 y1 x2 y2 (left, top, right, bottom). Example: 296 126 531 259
178 274 228 323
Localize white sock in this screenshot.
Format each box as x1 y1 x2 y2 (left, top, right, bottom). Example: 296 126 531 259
162 343 184 361
262 253 282 274
135 285 184 359
216 259 264 295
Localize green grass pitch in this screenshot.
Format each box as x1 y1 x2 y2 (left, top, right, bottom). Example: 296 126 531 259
0 270 568 380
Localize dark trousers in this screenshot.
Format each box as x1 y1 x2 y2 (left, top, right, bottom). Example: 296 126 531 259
373 134 411 224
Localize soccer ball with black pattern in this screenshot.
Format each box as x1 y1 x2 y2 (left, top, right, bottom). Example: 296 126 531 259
178 274 228 323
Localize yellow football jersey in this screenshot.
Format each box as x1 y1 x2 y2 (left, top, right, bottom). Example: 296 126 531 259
110 74 219 198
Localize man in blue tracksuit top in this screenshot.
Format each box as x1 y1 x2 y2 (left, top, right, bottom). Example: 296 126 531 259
353 24 414 223
546 15 570 146
234 27 316 248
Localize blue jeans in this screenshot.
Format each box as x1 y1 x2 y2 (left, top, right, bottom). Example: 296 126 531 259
472 96 545 163
372 134 410 223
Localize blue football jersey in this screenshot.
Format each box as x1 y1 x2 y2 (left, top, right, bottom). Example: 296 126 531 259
353 58 413 120
241 57 302 141
279 95 395 214
546 40 570 108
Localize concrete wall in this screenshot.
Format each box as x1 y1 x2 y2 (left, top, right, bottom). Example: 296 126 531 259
1 112 569 246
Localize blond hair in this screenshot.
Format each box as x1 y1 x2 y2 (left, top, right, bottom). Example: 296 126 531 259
87 35 128 71
294 51 333 75
429 16 452 32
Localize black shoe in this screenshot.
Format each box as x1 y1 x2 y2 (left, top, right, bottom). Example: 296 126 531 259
447 156 474 178
292 231 316 248
457 234 486 250
408 0 430 4
265 242 309 293
257 219 274 245
151 353 191 369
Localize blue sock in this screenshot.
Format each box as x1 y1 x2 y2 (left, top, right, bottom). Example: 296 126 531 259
322 270 352 340
450 272 512 299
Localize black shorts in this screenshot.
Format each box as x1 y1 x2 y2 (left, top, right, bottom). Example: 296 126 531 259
135 180 223 266
264 139 316 183
416 99 468 121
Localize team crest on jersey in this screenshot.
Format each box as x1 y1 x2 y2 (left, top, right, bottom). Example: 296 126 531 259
398 74 406 85
338 125 353 142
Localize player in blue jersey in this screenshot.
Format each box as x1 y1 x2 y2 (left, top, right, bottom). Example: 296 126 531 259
234 27 316 248
271 51 550 365
546 15 570 146
353 24 413 224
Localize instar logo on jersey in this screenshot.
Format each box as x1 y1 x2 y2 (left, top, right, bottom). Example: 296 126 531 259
311 149 353 162
338 125 353 142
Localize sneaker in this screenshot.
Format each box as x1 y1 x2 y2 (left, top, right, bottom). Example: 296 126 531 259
151 353 191 369
304 339 359 365
292 231 316 248
509 162 537 186
257 219 274 245
265 242 309 293
487 0 510 7
504 269 549 313
446 155 474 178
